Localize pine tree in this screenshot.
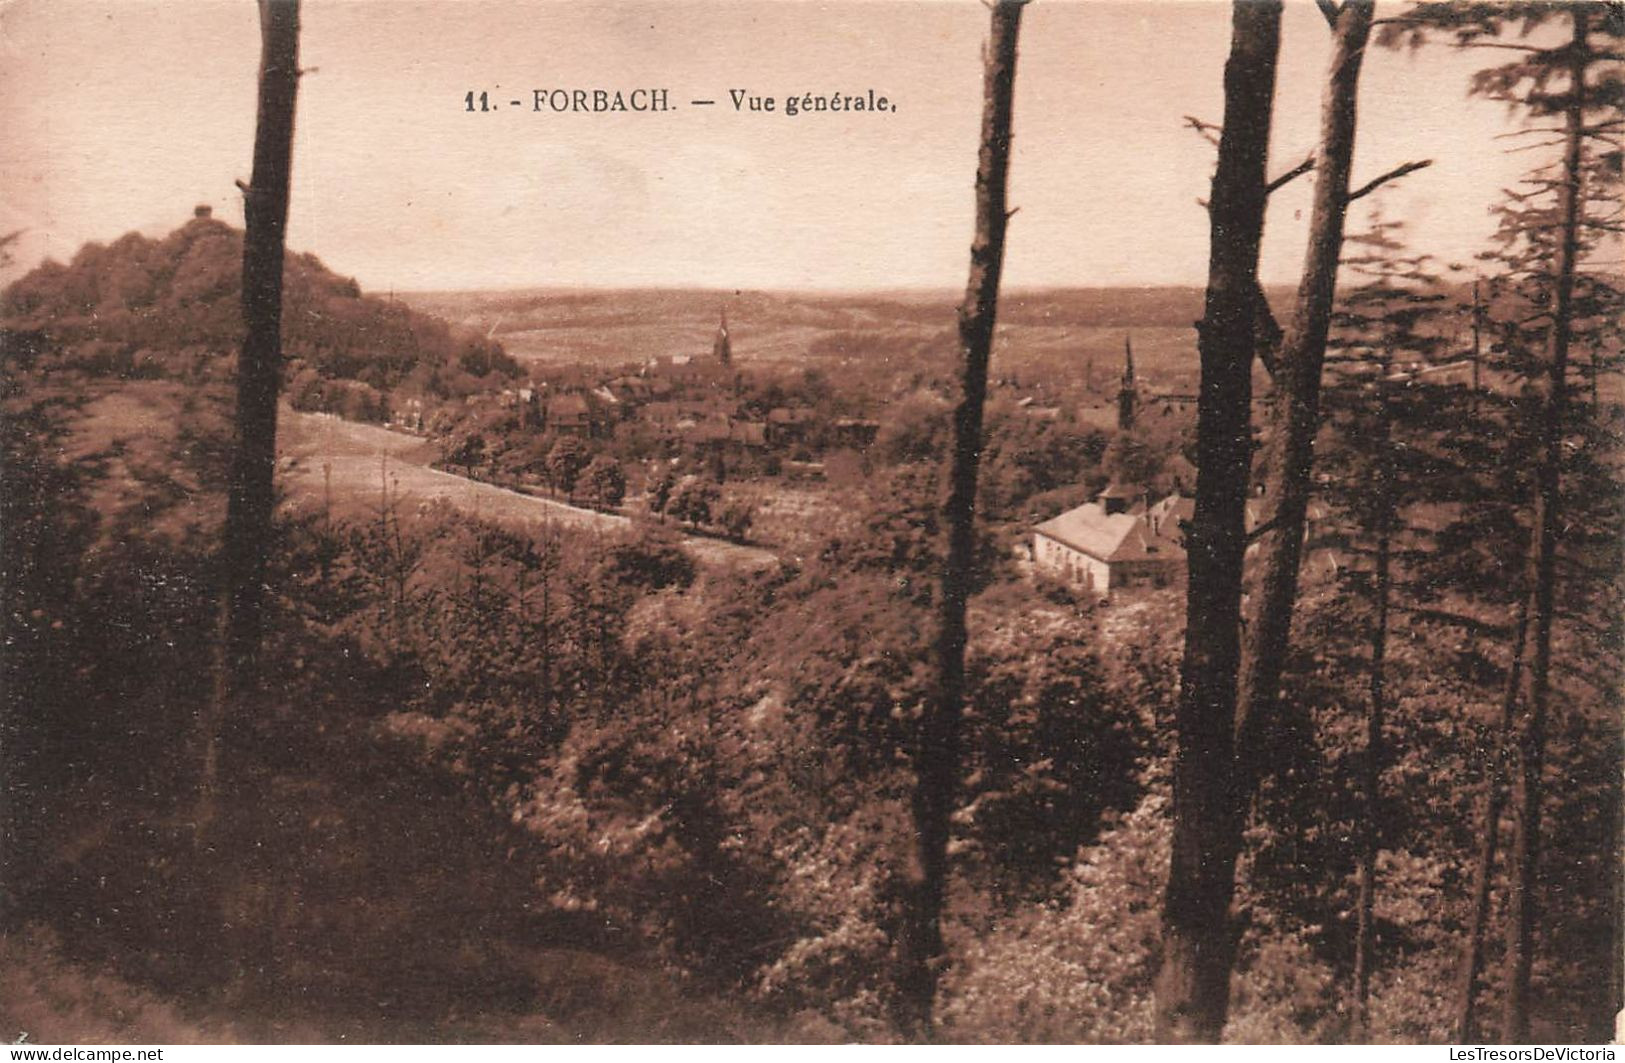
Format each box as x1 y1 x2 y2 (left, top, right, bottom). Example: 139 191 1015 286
1382 1 1623 1036
1314 215 1454 1036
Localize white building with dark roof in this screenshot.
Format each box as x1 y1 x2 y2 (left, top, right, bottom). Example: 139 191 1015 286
1034 479 1342 598
1032 484 1191 596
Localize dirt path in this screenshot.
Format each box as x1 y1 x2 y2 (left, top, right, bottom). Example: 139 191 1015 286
278 410 778 568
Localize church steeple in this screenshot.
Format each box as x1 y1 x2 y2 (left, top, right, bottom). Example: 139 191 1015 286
713 308 732 368
1117 333 1137 431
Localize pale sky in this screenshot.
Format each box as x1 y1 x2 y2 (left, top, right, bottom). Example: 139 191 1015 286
0 0 1540 292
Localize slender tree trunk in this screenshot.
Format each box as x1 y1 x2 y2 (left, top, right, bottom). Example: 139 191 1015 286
1455 597 1530 1042
1234 0 1376 771
1503 9 1589 1041
1154 0 1281 1042
1351 534 1388 1037
1353 380 1395 1039
197 0 301 827
895 0 1025 1038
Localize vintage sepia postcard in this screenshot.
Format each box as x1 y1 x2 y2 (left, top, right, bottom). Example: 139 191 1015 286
1 0 1620 1047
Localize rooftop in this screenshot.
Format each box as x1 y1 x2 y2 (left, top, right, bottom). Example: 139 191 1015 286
1034 493 1191 564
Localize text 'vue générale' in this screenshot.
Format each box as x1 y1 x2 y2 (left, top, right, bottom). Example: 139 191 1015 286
462 88 897 116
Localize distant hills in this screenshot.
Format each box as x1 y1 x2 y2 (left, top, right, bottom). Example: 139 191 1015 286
403 284 1294 333
2 213 519 417
395 284 1269 390
4 213 1316 405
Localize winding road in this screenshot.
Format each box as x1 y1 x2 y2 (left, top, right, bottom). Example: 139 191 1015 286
278 409 778 568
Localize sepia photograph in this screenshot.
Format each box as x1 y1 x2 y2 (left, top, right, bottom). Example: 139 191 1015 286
0 0 1621 1046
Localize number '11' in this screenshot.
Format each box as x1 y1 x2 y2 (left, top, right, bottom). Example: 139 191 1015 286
465 91 490 112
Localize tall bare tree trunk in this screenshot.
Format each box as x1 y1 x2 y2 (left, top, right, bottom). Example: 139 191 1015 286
1154 0 1281 1042
1234 0 1375 770
197 0 301 827
1455 597 1530 1042
1503 8 1589 1041
895 0 1025 1038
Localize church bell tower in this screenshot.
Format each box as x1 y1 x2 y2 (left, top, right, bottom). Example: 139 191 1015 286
1117 333 1137 432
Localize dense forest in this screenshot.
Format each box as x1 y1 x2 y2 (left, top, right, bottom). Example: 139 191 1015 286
1 0 1622 1047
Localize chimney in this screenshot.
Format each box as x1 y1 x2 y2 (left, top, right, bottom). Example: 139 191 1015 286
194 204 213 219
